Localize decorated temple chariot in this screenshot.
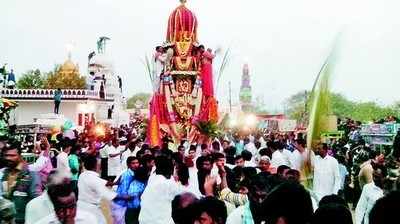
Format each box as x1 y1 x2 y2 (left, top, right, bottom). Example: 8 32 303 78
147 0 219 146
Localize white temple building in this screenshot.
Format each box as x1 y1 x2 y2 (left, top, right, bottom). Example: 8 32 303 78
1 46 129 129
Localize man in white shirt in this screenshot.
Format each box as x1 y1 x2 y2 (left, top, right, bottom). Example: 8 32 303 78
271 141 292 168
290 138 314 171
281 147 293 167
29 138 53 193
56 140 72 177
139 156 183 224
26 169 97 224
259 135 267 148
313 143 341 201
271 144 286 168
99 140 111 179
241 150 257 167
25 190 54 224
107 139 123 181
244 137 257 156
152 46 166 91
77 156 117 224
25 170 58 224
36 184 98 224
355 166 385 224
185 146 201 197
35 210 97 224
121 141 138 170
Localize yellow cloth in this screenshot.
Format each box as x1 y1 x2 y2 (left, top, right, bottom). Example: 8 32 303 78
220 187 248 207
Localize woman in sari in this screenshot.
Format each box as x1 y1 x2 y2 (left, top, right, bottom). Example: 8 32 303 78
200 46 215 97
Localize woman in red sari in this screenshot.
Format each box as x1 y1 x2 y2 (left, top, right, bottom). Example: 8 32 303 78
199 45 215 97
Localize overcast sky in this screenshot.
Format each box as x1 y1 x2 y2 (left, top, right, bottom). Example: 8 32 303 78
2 0 400 112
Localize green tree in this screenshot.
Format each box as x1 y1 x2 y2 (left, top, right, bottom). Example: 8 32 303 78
16 69 45 89
285 90 400 122
127 93 151 109
391 101 400 115
330 93 354 118
284 90 310 121
349 102 398 122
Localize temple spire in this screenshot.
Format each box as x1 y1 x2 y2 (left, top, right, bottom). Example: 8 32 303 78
66 43 74 60
239 63 253 112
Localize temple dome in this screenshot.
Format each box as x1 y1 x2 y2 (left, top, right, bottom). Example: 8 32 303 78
60 59 78 72
166 2 198 43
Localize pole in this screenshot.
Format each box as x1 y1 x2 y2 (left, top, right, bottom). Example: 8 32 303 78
229 81 232 113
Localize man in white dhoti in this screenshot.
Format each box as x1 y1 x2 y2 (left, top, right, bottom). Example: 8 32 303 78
77 156 117 224
312 143 341 202
139 156 184 224
152 46 166 91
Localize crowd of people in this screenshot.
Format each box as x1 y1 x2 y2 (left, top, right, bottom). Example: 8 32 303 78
0 119 400 224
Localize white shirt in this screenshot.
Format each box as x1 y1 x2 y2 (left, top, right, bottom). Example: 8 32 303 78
29 152 52 172
35 210 98 224
121 149 136 170
77 170 117 206
355 182 383 224
179 183 202 199
153 53 166 76
281 149 292 167
259 137 267 148
271 150 286 168
244 142 257 156
25 191 54 224
107 146 122 176
139 174 184 224
99 145 109 159
56 151 71 177
313 155 341 201
152 53 166 90
339 164 349 190
290 149 314 171
147 166 157 185
226 205 245 224
244 160 257 167
188 166 201 197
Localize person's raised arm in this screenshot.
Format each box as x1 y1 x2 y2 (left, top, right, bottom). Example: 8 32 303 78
218 165 248 206
218 165 228 190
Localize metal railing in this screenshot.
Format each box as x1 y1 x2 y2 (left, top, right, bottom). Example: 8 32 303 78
0 88 114 100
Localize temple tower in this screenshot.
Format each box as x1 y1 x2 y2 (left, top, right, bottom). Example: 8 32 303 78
239 63 253 112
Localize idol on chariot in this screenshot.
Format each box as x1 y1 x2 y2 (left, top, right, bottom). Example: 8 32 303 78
147 0 219 147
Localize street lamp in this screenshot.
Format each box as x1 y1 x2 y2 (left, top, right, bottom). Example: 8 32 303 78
245 114 257 127
229 114 238 128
